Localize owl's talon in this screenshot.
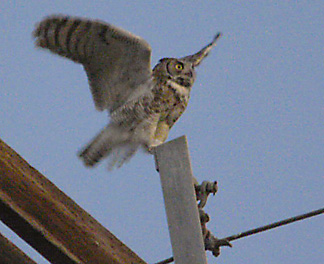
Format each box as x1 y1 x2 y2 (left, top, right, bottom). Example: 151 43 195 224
147 146 157 154
146 139 163 154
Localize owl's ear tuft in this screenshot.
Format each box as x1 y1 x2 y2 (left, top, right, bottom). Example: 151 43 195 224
180 33 222 67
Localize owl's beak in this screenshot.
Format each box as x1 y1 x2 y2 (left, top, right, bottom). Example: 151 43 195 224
182 33 222 67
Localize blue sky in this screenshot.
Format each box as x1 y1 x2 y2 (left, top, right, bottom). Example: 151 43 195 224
1 1 323 263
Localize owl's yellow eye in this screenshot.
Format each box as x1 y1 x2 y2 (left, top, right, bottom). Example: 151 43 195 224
175 63 183 70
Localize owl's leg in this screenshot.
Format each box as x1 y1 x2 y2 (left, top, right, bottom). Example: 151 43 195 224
154 120 170 143
146 120 170 154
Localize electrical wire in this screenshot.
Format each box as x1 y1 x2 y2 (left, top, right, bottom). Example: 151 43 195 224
155 207 324 264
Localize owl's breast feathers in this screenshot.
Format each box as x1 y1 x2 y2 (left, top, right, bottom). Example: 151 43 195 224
151 78 191 128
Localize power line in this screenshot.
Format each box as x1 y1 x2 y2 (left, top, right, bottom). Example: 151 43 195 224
155 207 324 264
223 207 324 242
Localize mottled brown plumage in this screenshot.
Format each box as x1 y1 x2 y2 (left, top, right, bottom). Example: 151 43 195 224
33 15 221 169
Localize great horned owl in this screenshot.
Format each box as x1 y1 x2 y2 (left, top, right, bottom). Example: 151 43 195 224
33 15 221 169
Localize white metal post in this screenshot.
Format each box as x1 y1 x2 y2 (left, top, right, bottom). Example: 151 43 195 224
154 136 207 264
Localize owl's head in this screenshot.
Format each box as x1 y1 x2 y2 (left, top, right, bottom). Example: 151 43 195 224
153 33 222 88
153 58 196 88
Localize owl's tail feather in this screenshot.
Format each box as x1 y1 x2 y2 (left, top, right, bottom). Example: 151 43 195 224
107 144 139 170
78 123 134 168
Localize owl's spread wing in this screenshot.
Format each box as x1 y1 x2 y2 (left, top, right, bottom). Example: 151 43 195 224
33 15 152 111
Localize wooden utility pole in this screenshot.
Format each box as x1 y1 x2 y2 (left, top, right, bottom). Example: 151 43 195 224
0 138 146 264
0 232 37 264
154 136 208 264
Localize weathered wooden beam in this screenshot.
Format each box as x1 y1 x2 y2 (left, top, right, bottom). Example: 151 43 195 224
154 136 207 264
0 232 37 264
0 138 147 264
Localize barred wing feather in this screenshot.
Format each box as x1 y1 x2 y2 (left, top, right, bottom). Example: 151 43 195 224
33 15 152 112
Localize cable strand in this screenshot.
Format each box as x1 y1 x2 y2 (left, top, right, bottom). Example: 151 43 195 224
155 207 324 264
